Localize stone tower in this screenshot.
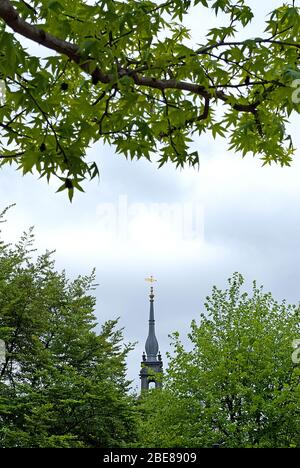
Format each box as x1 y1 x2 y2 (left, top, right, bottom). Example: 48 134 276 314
140 278 163 391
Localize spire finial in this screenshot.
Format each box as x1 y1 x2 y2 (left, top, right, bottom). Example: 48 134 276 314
145 275 157 285
145 276 157 301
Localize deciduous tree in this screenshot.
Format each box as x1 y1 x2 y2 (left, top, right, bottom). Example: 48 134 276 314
0 207 137 448
0 1 300 197
138 273 300 448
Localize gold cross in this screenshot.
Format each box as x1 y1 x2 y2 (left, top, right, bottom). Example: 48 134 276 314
145 275 157 283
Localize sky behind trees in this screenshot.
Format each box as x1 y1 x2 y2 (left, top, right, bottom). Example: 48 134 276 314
1 0 299 387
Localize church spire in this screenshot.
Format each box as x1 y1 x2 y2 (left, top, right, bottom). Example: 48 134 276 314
145 285 159 361
140 276 163 391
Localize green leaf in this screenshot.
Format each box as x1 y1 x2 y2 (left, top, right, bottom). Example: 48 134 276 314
47 0 63 12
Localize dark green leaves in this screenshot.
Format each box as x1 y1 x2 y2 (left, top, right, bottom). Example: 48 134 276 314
56 177 85 202
137 273 300 448
0 0 299 196
0 212 137 448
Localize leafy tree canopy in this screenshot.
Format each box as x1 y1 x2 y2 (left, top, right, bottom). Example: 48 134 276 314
0 1 300 197
137 273 300 448
0 206 137 448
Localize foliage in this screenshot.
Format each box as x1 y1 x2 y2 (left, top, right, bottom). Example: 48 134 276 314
0 1 300 196
0 207 137 448
137 273 300 448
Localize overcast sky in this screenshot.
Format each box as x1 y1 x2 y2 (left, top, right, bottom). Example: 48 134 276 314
1 0 299 389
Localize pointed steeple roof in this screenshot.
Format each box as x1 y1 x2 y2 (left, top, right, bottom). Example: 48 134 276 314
145 286 159 361
140 276 163 392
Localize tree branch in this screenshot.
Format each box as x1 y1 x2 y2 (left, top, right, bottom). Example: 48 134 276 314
160 96 210 138
0 151 24 158
0 0 260 115
196 38 300 56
